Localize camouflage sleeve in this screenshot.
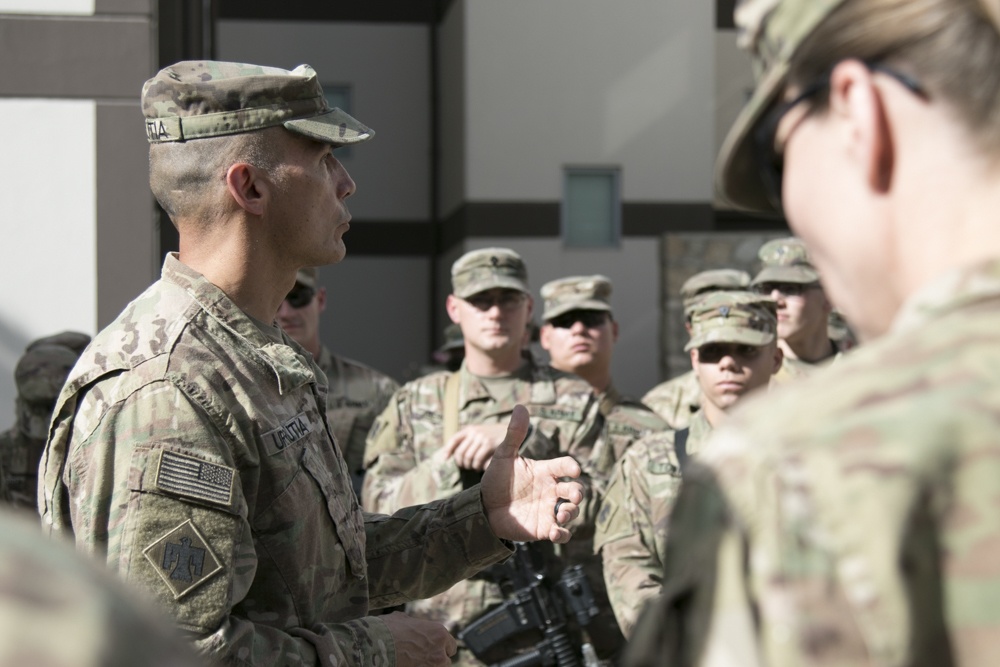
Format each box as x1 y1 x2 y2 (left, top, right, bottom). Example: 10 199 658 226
361 392 462 513
593 444 672 638
622 459 743 667
363 486 514 609
66 383 395 667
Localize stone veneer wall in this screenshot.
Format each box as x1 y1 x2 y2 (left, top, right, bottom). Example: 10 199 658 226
659 232 785 381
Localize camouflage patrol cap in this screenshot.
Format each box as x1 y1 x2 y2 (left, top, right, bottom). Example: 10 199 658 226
438 322 465 353
685 291 778 351
25 330 91 356
451 248 529 299
715 0 849 212
752 236 820 284
142 61 375 146
14 343 81 404
296 267 318 289
680 268 752 314
540 275 613 321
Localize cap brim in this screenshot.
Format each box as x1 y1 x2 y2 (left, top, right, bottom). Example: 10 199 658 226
751 266 819 285
455 277 530 299
685 329 775 352
543 302 612 322
714 60 789 215
285 107 374 146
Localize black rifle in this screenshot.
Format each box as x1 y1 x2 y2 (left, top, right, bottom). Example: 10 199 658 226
458 542 600 667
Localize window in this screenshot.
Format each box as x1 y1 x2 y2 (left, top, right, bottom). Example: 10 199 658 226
562 167 621 248
323 84 353 159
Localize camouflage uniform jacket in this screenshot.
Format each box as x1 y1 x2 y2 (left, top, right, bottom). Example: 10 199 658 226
642 369 702 430
316 346 398 499
625 258 1000 667
0 427 31 508
771 343 842 385
362 361 600 636
594 410 711 638
38 255 513 667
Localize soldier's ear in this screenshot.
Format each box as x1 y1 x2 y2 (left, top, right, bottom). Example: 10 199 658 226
445 294 463 324
225 162 266 216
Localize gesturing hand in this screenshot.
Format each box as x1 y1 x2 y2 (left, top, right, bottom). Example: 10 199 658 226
480 405 584 544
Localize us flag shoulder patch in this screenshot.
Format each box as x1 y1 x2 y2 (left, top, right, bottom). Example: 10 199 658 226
154 450 235 508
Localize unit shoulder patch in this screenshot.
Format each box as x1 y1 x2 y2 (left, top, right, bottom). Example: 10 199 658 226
142 519 223 599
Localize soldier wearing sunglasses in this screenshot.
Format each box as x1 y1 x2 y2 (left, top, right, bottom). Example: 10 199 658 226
595 291 781 639
642 268 752 429
276 267 399 499
538 275 668 660
750 236 843 383
362 247 602 665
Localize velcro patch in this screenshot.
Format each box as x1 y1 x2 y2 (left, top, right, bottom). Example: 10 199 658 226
143 519 223 599
263 412 312 453
533 406 583 422
154 450 235 507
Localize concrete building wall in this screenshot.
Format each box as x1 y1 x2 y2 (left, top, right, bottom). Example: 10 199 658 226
0 0 155 431
463 0 715 202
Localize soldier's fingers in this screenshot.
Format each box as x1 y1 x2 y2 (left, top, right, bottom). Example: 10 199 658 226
554 479 584 506
440 430 467 458
493 405 530 461
541 455 582 483
548 522 573 544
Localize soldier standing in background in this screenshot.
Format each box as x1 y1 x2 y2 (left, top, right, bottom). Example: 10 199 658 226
276 266 398 498
595 292 780 638
642 269 750 429
538 274 668 661
750 237 841 383
39 61 584 667
363 248 602 665
0 331 89 509
628 0 1000 664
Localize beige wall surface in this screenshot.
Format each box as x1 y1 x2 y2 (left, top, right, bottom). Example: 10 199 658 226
463 0 715 202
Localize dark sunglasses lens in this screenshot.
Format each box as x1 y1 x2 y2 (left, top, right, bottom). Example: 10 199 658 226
551 311 606 329
285 286 314 308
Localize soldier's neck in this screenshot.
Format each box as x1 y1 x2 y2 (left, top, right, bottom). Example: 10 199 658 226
464 347 525 377
778 335 834 364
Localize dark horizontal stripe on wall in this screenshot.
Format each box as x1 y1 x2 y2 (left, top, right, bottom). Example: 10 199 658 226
717 0 737 29
218 0 454 23
344 221 436 256
345 203 788 255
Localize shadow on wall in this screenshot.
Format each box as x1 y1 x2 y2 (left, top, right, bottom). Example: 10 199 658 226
0 318 31 431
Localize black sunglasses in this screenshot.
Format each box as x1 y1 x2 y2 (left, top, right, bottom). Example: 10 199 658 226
752 282 818 297
464 291 526 312
284 284 316 309
753 61 927 210
548 310 609 329
696 342 762 363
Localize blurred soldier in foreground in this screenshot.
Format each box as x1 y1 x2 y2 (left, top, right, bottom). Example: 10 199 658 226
0 331 89 509
38 61 584 667
538 275 667 660
628 0 1000 664
0 510 199 666
642 269 750 428
363 248 601 665
751 236 841 383
596 292 779 638
276 266 398 498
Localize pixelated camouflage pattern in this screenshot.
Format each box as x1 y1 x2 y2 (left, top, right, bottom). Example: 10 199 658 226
715 0 849 212
451 248 529 298
540 274 613 321
628 258 1000 666
0 510 200 667
594 410 711 639
684 291 778 351
361 361 602 663
752 236 821 285
39 254 511 667
642 370 702 430
316 346 399 500
142 61 373 145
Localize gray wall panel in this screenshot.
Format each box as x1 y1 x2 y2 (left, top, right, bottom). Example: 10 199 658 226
96 102 158 328
0 17 152 98
96 0 153 14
